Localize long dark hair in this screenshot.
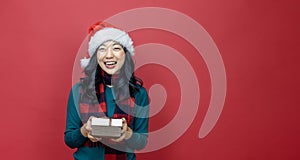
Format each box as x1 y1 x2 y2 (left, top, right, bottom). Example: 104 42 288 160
80 47 143 104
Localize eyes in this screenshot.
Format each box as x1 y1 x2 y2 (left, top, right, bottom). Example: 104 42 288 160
98 44 123 54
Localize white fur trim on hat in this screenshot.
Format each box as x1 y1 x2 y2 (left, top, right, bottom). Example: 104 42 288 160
80 57 90 68
88 27 134 57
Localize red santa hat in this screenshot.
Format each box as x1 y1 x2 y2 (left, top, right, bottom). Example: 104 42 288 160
80 21 134 68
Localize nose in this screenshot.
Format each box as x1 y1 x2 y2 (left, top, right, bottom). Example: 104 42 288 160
105 47 114 59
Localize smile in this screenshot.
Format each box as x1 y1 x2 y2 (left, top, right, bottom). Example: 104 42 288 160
104 61 117 69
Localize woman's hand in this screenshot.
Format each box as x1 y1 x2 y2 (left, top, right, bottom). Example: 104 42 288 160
80 116 101 142
87 132 101 142
111 118 133 142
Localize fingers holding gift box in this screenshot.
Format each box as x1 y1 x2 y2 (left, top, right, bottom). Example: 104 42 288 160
111 118 133 142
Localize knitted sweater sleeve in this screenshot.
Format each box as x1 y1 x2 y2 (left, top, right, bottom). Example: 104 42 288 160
125 87 150 150
64 84 87 149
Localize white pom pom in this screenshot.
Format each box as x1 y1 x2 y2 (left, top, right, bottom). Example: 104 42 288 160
80 57 90 68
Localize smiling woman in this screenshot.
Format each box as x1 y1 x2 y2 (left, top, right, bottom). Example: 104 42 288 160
64 21 149 160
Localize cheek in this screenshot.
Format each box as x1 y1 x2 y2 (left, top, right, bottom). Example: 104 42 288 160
118 55 126 66
97 53 104 62
97 55 105 68
118 51 126 60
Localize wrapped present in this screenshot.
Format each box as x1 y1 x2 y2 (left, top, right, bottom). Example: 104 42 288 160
91 118 123 138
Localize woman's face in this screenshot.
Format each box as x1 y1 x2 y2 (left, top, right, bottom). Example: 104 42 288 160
97 41 126 75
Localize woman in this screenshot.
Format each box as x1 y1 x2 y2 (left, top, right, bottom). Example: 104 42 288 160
64 22 149 160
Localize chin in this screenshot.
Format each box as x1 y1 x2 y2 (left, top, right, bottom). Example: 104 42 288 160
104 70 118 75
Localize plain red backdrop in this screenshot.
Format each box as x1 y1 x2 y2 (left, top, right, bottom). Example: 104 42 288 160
0 0 299 159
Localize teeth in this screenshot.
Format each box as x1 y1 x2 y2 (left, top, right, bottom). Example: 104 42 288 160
105 62 117 65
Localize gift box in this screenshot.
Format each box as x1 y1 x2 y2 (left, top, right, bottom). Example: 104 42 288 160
91 118 123 138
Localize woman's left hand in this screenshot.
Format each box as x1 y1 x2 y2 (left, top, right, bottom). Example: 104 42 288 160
111 118 133 142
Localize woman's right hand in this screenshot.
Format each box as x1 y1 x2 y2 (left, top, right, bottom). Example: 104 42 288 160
80 116 101 142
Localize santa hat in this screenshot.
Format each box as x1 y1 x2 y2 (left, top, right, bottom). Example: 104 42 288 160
80 21 134 68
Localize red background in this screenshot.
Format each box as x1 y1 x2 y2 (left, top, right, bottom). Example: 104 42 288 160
0 0 299 159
